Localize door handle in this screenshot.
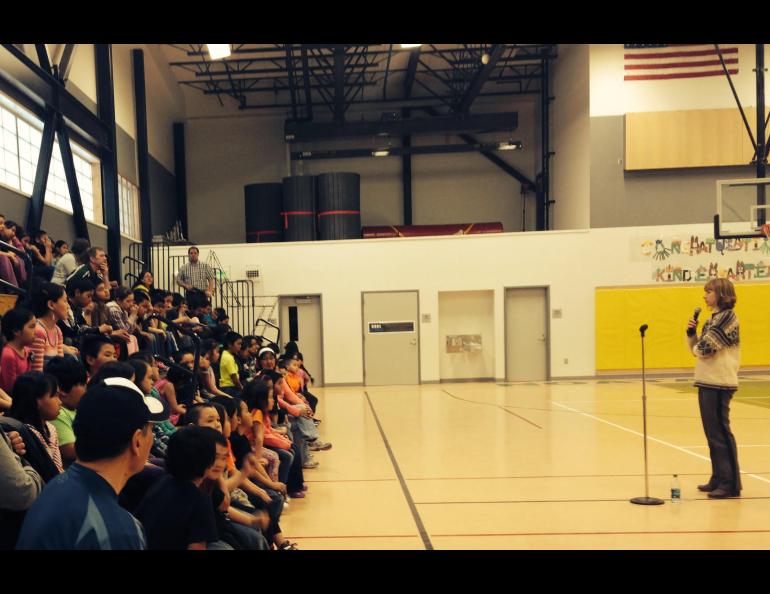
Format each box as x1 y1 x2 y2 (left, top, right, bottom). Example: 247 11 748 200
410 338 417 345
538 335 547 342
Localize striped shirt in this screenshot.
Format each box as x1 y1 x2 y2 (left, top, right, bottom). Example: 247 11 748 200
176 262 215 292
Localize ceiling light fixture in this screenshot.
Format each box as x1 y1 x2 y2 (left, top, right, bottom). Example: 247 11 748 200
497 141 522 151
372 149 391 157
399 44 422 49
206 44 231 60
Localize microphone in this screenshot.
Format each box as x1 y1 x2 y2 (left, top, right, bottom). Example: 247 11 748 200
639 324 648 336
687 307 701 337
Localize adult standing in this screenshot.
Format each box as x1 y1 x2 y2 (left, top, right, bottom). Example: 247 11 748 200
686 278 742 499
176 246 215 298
51 238 90 286
15 377 168 549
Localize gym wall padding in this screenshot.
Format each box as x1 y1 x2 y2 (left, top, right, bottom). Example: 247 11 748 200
282 176 317 242
244 183 283 243
595 283 770 371
316 172 361 240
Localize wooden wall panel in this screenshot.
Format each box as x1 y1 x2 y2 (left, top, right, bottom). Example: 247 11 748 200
625 108 757 170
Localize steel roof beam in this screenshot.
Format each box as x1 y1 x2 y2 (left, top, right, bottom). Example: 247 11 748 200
285 111 517 141
404 46 421 98
457 44 505 113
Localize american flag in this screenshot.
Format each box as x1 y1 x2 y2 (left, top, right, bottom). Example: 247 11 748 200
624 44 739 81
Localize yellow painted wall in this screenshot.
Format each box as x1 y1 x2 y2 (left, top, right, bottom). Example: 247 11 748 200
596 283 770 371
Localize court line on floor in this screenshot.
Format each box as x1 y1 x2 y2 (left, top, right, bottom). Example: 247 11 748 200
414 496 770 505
430 529 770 538
404 471 770 480
552 401 770 486
680 444 770 448
364 390 433 550
289 534 421 540
441 389 543 429
304 478 397 483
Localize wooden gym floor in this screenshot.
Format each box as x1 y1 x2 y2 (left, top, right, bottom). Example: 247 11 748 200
280 377 770 550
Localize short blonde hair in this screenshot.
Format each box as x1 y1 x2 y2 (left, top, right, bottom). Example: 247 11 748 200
704 278 736 310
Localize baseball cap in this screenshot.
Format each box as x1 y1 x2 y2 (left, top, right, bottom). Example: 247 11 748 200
73 379 170 453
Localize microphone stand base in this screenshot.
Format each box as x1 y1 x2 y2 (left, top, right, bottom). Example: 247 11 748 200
630 496 665 506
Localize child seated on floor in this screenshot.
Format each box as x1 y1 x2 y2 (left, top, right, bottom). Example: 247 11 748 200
219 332 244 397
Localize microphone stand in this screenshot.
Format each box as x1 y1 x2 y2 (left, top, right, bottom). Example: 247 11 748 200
630 323 664 506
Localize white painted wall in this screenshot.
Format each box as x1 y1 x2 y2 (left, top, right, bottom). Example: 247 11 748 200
590 44 770 117
172 220 760 385
552 44 590 230
438 290 495 380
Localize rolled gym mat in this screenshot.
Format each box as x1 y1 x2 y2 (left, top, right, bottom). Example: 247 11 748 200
316 172 361 241
362 222 504 239
282 176 317 242
244 183 283 243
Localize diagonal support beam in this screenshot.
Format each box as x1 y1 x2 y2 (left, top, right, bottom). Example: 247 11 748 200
57 44 77 82
26 108 57 233
458 44 505 113
56 115 90 240
404 47 421 98
35 44 52 74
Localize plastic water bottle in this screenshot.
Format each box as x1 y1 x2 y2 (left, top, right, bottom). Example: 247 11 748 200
670 474 681 503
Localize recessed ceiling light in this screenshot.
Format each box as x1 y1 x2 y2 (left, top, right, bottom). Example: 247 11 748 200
206 44 231 60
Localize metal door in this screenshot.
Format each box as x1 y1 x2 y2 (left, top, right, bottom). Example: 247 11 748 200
279 295 324 386
362 291 419 386
505 287 549 381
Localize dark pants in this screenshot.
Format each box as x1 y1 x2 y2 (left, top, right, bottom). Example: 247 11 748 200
266 444 304 492
698 387 742 493
303 389 318 413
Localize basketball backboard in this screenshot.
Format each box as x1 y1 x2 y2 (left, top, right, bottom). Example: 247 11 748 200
715 178 770 239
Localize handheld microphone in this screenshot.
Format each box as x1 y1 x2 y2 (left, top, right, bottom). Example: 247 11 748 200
687 307 702 336
639 324 648 336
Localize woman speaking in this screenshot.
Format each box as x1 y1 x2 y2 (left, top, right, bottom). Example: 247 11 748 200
686 278 742 499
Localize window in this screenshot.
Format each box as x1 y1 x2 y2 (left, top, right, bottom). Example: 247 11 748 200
118 175 140 240
0 92 99 224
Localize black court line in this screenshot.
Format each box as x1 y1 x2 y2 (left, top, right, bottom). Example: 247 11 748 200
414 496 770 505
364 391 433 551
441 389 543 429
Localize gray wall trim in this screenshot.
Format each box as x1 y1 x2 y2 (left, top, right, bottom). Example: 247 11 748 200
590 115 755 229
439 377 496 383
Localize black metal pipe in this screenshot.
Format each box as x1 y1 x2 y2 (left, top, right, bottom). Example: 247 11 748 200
132 49 153 269
715 44 757 154
95 44 121 269
402 107 413 225
173 123 188 239
292 141 522 160
757 44 766 226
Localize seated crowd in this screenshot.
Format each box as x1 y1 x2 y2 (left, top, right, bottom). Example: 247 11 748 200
0 236 330 550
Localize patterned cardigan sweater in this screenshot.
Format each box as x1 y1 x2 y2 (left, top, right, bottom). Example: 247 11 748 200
686 308 740 391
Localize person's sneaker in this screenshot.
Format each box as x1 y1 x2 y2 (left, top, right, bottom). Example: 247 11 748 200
313 418 322 425
288 490 306 498
301 483 309 492
278 541 299 550
309 440 332 451
302 460 319 469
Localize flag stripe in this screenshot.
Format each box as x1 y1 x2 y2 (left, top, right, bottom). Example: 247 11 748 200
624 48 738 60
624 69 738 81
625 58 738 70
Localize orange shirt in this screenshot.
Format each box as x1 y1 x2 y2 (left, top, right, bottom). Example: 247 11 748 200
285 372 302 394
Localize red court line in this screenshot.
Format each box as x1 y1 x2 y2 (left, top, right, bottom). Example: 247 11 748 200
303 478 397 483
431 529 770 538
288 534 420 540
405 472 770 481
